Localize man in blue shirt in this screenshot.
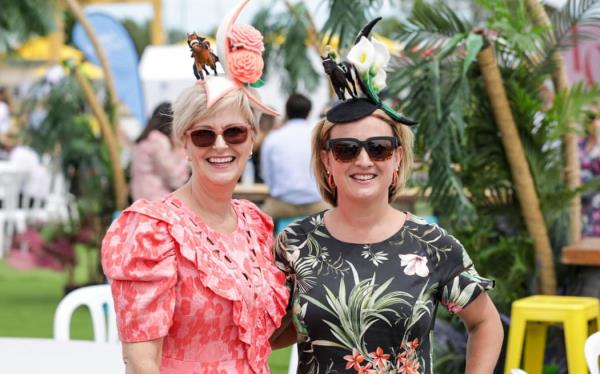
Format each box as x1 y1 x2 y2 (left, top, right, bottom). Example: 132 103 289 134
260 93 328 219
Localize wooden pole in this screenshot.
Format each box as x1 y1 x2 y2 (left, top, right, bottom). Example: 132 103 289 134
72 66 127 211
478 45 557 295
151 0 165 45
526 0 582 243
63 0 119 109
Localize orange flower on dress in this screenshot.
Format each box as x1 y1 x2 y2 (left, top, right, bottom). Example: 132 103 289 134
343 348 365 370
227 50 264 84
228 24 264 54
369 346 391 368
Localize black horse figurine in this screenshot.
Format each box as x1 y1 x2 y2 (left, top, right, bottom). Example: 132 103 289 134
321 53 358 101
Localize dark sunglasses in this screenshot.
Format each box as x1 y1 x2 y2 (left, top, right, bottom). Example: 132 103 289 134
189 125 250 147
325 136 399 162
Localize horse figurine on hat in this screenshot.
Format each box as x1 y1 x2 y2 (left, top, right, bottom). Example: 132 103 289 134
187 32 219 80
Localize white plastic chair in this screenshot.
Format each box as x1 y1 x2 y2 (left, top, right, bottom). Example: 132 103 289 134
288 343 298 374
586 331 600 374
53 284 118 343
0 162 28 257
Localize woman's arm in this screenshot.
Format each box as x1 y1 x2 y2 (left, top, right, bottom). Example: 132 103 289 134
457 293 504 374
122 338 164 374
270 312 298 349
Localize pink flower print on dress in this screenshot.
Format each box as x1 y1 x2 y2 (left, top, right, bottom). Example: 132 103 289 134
228 24 264 54
443 300 464 314
356 362 374 374
227 50 264 84
369 346 390 369
343 348 366 370
399 254 429 277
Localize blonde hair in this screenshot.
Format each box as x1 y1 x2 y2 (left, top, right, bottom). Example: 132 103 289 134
172 84 262 145
311 109 414 206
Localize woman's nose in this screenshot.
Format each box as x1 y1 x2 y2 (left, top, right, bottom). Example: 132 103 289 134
354 147 373 166
213 134 228 149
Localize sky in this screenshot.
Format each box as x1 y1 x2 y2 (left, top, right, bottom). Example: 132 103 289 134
84 0 400 35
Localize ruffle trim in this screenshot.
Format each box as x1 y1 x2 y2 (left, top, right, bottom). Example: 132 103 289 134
125 196 289 373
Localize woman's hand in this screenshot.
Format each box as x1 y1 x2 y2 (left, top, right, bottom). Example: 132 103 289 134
122 338 164 374
270 312 298 349
458 293 504 374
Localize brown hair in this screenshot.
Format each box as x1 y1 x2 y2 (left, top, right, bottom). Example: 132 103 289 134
172 84 262 145
311 109 414 206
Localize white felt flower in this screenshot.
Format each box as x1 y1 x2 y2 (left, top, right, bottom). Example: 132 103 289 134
347 36 375 74
399 254 429 277
371 37 390 72
372 68 387 91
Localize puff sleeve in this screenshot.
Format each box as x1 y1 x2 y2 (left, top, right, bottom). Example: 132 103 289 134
101 210 177 342
436 228 494 314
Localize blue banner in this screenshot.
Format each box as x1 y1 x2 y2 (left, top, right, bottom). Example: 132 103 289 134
72 13 146 127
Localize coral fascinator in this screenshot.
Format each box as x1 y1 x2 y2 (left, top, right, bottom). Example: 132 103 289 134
189 0 279 116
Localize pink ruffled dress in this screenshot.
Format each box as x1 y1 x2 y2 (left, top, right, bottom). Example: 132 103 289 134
101 194 289 373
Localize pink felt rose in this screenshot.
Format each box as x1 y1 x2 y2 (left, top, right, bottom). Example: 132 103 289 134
228 24 264 54
227 50 264 83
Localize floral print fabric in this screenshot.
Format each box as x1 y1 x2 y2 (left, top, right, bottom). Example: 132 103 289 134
102 195 288 373
579 138 600 237
275 212 493 374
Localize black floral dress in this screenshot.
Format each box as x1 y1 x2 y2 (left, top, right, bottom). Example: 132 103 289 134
275 212 494 374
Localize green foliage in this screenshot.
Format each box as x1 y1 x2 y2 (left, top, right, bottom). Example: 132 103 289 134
321 0 384 50
253 4 320 93
453 220 535 313
0 0 55 52
19 72 117 283
122 19 150 59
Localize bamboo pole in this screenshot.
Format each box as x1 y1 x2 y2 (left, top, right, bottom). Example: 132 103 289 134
72 66 127 211
477 44 557 295
63 0 119 109
526 0 581 243
151 0 165 45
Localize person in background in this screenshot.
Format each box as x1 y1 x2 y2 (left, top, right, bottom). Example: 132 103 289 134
0 128 51 208
130 102 189 201
250 113 276 183
260 93 328 221
0 87 12 135
580 109 600 237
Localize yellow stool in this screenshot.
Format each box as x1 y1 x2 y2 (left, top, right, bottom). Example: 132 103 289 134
505 295 600 374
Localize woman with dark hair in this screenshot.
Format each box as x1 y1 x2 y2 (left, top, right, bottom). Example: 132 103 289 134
130 102 189 201
580 109 600 237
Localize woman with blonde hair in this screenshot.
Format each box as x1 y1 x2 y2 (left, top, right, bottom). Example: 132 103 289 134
102 1 288 372
273 18 503 374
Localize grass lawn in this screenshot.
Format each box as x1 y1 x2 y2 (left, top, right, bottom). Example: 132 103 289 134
0 247 292 373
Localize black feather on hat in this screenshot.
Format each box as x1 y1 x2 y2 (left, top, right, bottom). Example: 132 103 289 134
321 18 417 126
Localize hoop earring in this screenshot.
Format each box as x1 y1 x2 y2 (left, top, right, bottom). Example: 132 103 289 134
390 170 399 190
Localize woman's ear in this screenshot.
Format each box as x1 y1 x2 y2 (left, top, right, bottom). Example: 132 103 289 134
394 146 403 170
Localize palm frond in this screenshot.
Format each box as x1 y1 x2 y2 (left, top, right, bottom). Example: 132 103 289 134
550 0 600 44
0 0 55 51
320 0 384 50
391 0 471 52
527 0 600 74
253 3 320 93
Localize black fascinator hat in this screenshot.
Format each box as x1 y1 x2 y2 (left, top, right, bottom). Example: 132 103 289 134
321 18 417 126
